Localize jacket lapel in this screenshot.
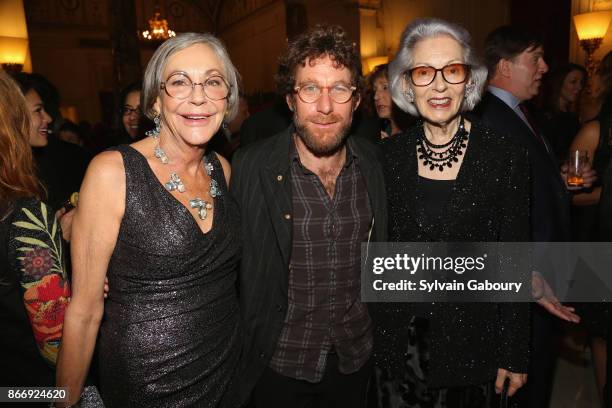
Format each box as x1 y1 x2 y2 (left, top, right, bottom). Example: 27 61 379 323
490 95 565 190
260 128 293 269
398 130 433 238
348 137 388 241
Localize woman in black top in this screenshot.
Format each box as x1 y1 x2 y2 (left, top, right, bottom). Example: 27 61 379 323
112 81 145 145
541 63 586 161
372 18 530 407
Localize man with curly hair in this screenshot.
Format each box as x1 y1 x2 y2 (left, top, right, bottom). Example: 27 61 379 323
231 25 387 407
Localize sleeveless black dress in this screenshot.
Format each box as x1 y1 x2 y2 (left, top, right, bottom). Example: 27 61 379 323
98 145 242 407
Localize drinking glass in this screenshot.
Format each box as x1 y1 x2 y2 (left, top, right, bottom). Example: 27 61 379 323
566 150 589 187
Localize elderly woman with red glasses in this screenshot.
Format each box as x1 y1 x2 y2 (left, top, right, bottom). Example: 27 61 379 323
371 18 530 407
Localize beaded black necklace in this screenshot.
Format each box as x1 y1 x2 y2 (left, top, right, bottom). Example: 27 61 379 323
417 117 468 172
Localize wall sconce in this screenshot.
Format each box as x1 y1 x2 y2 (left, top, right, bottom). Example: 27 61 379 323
0 0 29 74
573 11 612 78
0 37 28 74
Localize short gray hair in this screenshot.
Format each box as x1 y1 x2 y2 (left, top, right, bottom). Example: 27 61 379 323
142 32 241 121
389 18 487 116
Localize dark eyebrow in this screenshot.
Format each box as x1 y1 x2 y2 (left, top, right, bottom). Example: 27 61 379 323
299 77 319 84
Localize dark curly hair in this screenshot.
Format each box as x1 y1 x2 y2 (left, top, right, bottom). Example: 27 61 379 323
276 25 362 97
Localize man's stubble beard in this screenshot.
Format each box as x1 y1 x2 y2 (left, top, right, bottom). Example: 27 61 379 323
293 114 353 157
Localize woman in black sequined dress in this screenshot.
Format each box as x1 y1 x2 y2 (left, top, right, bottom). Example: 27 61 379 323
56 33 243 407
370 19 531 407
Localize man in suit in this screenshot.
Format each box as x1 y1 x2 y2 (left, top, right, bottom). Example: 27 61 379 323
230 25 387 408
473 26 593 407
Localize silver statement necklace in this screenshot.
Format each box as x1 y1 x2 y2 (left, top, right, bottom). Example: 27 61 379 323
150 133 221 220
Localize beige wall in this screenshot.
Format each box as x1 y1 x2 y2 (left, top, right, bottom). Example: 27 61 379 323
372 0 510 59
28 30 113 124
219 1 287 95
26 0 113 124
306 0 361 44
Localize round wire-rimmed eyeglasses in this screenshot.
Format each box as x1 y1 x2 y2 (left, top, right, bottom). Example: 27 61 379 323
161 73 231 100
294 83 357 104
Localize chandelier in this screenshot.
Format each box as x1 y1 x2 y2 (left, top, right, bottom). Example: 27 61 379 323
142 10 176 41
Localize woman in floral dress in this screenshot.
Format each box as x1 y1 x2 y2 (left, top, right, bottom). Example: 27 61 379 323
0 70 70 387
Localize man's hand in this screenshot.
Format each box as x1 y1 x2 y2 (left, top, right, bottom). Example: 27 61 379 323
55 208 76 242
560 162 596 190
495 368 527 396
532 271 580 323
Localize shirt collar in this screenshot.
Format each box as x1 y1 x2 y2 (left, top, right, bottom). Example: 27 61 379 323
290 134 355 174
488 85 522 110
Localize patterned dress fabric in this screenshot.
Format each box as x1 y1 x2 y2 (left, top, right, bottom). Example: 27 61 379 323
1 198 70 388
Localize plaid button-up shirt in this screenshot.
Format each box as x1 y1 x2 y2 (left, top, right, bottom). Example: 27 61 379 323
268 137 373 382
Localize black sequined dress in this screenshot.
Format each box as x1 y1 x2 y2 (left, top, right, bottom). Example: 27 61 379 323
98 145 242 407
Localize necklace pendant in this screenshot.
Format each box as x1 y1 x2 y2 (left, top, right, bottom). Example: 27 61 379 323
165 172 185 192
209 179 221 198
205 161 214 176
189 198 213 220
155 146 169 164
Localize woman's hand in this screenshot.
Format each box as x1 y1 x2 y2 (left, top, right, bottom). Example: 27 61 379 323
560 162 597 191
565 120 599 191
495 368 527 396
532 271 580 323
55 207 76 242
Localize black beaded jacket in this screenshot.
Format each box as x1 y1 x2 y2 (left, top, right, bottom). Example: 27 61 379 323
372 119 531 388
